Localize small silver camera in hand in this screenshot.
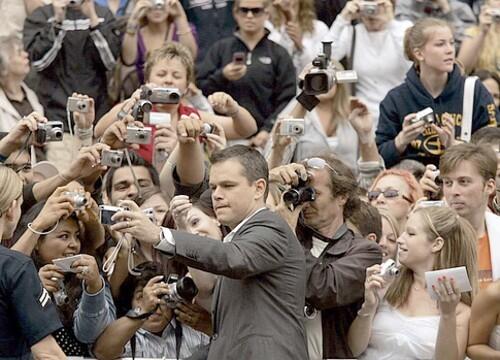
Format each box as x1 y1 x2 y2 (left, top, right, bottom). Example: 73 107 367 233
490 8 500 21
379 259 400 278
278 119 305 136
359 1 379 15
152 0 165 8
99 205 123 225
126 126 152 145
411 107 435 125
67 97 90 113
101 149 124 168
64 192 87 210
142 86 181 104
54 279 69 305
35 121 64 143
200 123 215 136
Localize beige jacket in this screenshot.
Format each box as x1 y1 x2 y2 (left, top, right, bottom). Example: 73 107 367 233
0 82 44 132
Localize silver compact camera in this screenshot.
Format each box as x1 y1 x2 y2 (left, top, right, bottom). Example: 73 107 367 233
412 107 435 125
379 259 400 278
142 86 181 104
64 192 87 210
67 97 90 113
142 207 155 223
126 126 152 145
36 121 64 143
359 1 378 15
99 205 123 225
490 8 500 21
152 0 165 8
101 149 124 168
54 279 69 305
68 0 84 6
200 123 214 136
279 119 305 136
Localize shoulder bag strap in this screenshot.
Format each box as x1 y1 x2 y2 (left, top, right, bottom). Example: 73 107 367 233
460 76 478 143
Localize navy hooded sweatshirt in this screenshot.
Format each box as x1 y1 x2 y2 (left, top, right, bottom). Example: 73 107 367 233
376 65 498 168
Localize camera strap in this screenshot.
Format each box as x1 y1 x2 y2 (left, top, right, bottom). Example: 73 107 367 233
460 76 478 143
174 319 183 360
124 148 143 200
348 25 357 96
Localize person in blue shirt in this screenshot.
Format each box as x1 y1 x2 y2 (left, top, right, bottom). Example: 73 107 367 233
376 17 499 168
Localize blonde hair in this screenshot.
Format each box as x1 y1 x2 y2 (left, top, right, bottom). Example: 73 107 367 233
378 208 401 239
270 0 316 34
385 206 478 308
144 42 195 84
404 18 453 67
0 166 23 216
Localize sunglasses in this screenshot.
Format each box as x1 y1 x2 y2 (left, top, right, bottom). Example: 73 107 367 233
238 6 266 15
368 189 413 203
304 157 338 176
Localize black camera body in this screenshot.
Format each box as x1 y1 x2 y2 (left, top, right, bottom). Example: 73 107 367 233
163 274 199 308
283 179 316 207
35 121 64 143
303 42 358 95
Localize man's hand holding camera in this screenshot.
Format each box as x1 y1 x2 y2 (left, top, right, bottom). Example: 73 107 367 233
61 143 110 183
110 200 162 246
141 276 171 313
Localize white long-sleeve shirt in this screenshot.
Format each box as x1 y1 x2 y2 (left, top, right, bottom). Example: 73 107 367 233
326 16 413 126
266 19 330 75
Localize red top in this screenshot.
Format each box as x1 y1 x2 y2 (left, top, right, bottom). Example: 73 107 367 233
137 103 200 164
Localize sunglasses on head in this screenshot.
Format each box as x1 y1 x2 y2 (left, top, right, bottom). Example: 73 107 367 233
304 157 338 176
238 6 265 15
367 189 413 203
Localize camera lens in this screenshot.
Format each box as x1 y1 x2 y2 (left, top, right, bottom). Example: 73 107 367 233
169 92 180 102
53 128 63 139
176 277 198 302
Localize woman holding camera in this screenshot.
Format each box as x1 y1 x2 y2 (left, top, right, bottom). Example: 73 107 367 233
96 43 257 173
348 205 478 359
12 186 115 356
458 0 500 75
328 0 412 123
267 0 329 74
376 17 499 169
121 0 197 86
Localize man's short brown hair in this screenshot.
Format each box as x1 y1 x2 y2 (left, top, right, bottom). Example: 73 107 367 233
439 143 497 182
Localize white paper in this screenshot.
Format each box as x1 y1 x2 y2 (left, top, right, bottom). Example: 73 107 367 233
425 266 472 300
149 112 171 126
53 254 84 273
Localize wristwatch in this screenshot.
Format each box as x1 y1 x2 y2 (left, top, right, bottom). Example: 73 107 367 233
125 307 154 320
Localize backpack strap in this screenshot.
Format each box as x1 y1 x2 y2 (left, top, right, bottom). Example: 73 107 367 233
460 76 478 143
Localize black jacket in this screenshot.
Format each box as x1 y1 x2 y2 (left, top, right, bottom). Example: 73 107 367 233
376 65 499 168
196 31 296 132
23 4 121 128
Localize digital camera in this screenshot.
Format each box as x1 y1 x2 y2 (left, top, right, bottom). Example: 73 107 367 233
490 8 500 21
303 42 358 95
99 205 123 225
101 149 124 168
418 200 446 208
64 192 87 210
283 179 316 207
412 107 435 125
232 52 246 65
54 279 69 305
379 259 400 278
67 97 90 113
141 86 181 104
35 121 64 143
126 126 152 144
278 119 305 136
359 1 379 15
152 0 165 8
200 123 214 137
163 274 199 308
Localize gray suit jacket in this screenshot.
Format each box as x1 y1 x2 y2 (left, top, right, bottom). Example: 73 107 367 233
168 208 308 360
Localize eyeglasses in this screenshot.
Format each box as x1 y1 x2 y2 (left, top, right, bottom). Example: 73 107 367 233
4 162 32 173
367 189 413 203
304 157 338 176
238 6 266 16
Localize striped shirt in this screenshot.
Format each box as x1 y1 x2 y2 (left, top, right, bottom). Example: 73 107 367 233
123 319 209 358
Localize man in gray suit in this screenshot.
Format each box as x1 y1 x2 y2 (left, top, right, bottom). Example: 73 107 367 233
113 145 309 360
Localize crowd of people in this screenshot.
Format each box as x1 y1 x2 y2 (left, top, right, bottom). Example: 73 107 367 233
0 0 500 359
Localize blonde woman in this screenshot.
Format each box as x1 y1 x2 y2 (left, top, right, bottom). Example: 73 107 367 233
348 206 478 359
267 0 329 74
0 166 65 358
458 0 500 74
266 60 362 172
376 17 498 169
378 208 401 262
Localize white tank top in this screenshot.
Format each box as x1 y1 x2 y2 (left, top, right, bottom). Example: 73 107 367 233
489 325 500 350
359 301 440 360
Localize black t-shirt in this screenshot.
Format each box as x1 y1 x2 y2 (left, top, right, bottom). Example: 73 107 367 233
0 245 62 359
7 89 34 118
